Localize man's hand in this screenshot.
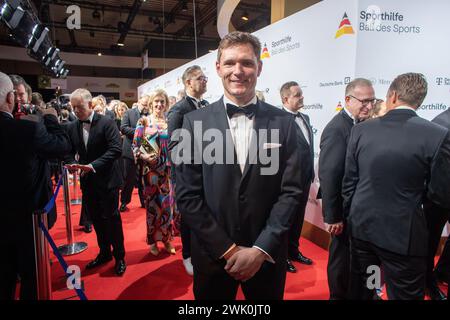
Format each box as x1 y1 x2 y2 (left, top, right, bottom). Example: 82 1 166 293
224 247 266 282
325 222 344 236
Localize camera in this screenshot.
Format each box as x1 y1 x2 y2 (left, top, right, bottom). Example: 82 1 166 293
13 102 38 118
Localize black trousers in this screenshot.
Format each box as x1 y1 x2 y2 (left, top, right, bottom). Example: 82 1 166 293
120 157 145 207
423 201 450 286
79 192 92 227
181 215 191 259
84 187 125 260
288 183 311 258
349 237 426 300
435 230 450 281
327 230 351 300
0 215 37 300
193 260 287 300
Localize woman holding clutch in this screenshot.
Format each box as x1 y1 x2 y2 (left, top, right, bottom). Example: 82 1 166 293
132 89 176 256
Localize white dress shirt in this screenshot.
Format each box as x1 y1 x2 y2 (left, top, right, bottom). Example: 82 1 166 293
223 95 257 173
343 106 357 124
222 95 275 264
283 107 310 145
82 111 95 149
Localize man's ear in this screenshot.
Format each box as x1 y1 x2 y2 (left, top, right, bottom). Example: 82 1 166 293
6 91 15 106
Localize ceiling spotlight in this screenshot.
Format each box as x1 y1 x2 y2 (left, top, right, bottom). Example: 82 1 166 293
97 52 102 56
241 11 249 21
181 1 188 12
117 42 124 47
1 1 25 29
92 9 101 20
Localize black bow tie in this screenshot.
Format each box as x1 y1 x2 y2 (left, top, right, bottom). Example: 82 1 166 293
199 100 209 107
226 103 257 119
294 112 302 118
80 119 91 124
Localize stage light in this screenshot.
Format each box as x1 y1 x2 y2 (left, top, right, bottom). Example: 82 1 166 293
241 11 249 21
0 0 25 29
117 42 124 47
97 52 102 56
27 24 49 52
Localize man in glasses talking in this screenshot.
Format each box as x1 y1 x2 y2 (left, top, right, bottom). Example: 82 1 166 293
318 78 376 299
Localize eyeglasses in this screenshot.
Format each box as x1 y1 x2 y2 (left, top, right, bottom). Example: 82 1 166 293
192 76 208 82
348 95 377 106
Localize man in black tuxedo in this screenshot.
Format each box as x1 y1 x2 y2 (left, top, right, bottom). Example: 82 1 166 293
119 95 149 211
423 108 450 300
168 65 208 276
342 73 450 300
175 31 302 300
0 72 70 300
280 81 314 273
65 88 126 276
319 78 375 299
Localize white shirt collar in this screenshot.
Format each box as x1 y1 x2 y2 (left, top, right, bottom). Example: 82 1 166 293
223 95 257 108
85 111 95 123
343 106 356 121
186 94 201 103
282 106 300 115
395 105 417 113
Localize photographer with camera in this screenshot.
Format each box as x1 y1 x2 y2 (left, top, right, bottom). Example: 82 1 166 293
0 71 71 300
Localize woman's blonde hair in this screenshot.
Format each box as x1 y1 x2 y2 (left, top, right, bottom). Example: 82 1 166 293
148 89 169 114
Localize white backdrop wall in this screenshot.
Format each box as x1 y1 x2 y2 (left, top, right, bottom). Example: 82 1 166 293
138 0 450 235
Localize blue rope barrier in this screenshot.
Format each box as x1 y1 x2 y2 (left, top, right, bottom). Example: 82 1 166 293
37 171 88 301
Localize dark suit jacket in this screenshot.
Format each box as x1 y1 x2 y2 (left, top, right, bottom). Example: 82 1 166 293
429 109 450 209
175 99 303 274
105 109 115 121
120 108 141 159
167 96 198 150
0 112 70 220
342 109 450 256
294 112 315 186
318 110 354 224
65 112 123 193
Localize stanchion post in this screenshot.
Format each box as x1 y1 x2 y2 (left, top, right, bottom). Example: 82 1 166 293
32 212 52 300
58 166 88 256
70 171 82 205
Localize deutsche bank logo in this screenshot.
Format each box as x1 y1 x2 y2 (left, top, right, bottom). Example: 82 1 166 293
436 77 443 85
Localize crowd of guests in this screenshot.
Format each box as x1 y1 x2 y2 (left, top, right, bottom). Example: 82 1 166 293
0 31 449 301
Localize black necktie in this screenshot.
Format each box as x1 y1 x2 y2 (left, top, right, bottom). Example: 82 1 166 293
226 103 257 119
80 119 91 124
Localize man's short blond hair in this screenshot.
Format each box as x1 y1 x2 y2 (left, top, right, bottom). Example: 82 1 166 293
388 73 428 108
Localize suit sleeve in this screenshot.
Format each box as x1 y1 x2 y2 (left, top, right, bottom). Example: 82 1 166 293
34 114 71 158
175 116 234 260
427 131 450 209
319 125 347 224
167 104 185 152
342 127 359 219
90 119 122 171
253 117 303 258
120 110 136 139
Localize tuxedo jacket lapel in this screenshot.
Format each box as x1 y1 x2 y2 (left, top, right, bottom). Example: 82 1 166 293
212 101 241 178
86 112 100 153
77 120 87 156
241 101 269 181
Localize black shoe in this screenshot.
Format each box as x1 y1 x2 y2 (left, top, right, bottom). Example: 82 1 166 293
426 281 447 300
290 252 313 265
86 254 112 269
119 203 129 212
83 224 92 233
286 259 297 273
114 259 127 276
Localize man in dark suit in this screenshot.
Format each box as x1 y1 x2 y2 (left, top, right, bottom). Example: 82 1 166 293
65 88 126 276
342 73 450 300
0 72 70 300
168 65 208 276
119 95 149 211
280 81 314 273
175 31 302 300
423 108 450 300
319 78 375 300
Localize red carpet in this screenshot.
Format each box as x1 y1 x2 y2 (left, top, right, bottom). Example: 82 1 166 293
48 188 447 300
49 188 330 300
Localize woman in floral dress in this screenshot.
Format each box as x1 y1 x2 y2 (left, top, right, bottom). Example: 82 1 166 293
133 89 175 256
